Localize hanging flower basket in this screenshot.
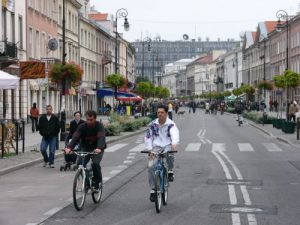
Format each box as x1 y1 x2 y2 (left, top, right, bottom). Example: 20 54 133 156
258 80 274 91
49 62 83 86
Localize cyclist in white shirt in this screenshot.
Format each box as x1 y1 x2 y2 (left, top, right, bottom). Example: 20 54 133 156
145 104 179 202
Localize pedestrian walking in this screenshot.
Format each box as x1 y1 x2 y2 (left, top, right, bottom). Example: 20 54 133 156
168 102 173 120
38 105 60 168
289 101 298 122
30 103 39 133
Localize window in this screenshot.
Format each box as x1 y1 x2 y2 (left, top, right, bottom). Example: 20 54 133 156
11 13 15 43
29 28 33 58
36 30 40 59
18 16 23 49
42 33 46 57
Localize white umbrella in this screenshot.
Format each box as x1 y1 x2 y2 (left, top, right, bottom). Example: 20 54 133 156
0 70 19 89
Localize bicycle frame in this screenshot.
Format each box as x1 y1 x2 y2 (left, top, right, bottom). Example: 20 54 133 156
153 153 168 194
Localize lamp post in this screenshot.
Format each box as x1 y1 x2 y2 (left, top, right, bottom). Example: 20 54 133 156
276 10 289 119
114 8 129 74
142 37 151 78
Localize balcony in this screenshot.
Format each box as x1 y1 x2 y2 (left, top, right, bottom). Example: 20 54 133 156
102 51 112 65
0 41 18 69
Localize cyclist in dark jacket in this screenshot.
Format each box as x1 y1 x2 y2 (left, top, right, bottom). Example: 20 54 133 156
65 110 106 190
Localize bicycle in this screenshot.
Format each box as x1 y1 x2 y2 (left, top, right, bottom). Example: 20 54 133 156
141 147 177 213
72 151 103 211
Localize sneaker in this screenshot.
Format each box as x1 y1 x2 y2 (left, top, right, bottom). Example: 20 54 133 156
49 164 55 168
149 189 155 202
43 162 47 167
168 171 174 182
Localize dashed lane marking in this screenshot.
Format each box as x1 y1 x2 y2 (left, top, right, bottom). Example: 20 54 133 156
105 143 128 152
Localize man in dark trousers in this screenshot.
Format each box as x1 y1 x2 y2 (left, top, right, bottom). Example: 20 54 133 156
65 110 106 190
39 105 60 168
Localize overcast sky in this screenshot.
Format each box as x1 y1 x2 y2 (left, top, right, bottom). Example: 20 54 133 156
90 0 298 42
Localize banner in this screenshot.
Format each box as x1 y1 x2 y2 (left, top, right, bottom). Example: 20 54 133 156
20 61 46 79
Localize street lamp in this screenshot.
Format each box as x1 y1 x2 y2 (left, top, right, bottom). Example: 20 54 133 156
142 37 151 77
114 8 129 74
276 10 289 119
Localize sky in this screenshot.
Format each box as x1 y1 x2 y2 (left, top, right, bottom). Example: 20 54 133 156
90 0 299 42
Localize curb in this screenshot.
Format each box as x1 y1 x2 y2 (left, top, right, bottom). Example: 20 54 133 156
248 120 300 149
0 128 147 176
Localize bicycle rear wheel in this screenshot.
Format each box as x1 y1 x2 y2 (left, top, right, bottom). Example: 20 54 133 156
73 170 86 211
162 169 168 205
92 183 103 203
154 172 162 213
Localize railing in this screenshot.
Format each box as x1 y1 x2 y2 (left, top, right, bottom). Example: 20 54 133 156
0 41 18 58
102 51 112 65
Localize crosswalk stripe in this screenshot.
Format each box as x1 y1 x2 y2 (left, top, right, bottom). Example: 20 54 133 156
238 143 254 152
185 143 201 151
105 143 128 152
129 143 146 152
263 143 282 152
212 143 226 152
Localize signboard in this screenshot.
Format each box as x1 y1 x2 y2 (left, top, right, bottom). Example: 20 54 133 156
20 61 46 79
2 0 15 12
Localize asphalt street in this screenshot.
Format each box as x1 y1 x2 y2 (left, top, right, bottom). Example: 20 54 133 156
1 110 300 225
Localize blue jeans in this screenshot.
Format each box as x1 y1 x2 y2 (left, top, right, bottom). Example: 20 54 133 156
40 136 57 165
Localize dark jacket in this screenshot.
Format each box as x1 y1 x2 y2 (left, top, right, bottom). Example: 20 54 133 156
67 121 106 151
38 114 60 138
66 119 85 142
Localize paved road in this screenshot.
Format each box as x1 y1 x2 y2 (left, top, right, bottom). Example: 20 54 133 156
2 110 300 225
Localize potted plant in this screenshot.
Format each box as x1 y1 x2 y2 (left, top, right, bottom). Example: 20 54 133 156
49 62 83 89
258 80 274 91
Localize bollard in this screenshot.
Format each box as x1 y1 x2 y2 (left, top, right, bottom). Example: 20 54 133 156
22 120 25 153
262 112 267 126
14 120 19 155
297 117 300 140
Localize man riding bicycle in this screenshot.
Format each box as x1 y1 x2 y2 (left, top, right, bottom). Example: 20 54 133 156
145 104 179 202
65 110 106 190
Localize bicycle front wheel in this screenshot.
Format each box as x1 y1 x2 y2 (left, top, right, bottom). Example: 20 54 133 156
92 183 103 204
154 172 162 213
73 170 86 211
162 169 168 205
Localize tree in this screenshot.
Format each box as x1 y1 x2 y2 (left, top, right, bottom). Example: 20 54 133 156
135 81 152 98
105 73 126 99
232 88 243 96
135 76 151 84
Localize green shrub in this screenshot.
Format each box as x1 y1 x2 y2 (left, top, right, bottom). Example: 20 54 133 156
226 107 236 113
105 122 122 136
122 120 138 132
243 111 276 124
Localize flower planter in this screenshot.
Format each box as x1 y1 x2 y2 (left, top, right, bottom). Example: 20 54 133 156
281 120 296 134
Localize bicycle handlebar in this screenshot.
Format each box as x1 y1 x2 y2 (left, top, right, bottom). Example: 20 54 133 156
141 150 178 154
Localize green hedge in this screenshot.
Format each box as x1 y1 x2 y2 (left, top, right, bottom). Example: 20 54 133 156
243 111 276 124
105 116 151 136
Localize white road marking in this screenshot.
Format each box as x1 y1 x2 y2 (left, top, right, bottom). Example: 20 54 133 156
212 146 257 225
206 139 212 144
212 143 226 152
199 139 206 144
103 177 110 182
185 143 201 152
197 129 203 136
110 170 122 175
263 143 282 152
26 223 37 225
129 152 136 156
127 156 135 159
123 160 132 164
129 143 145 152
43 207 62 216
105 143 128 152
238 143 254 152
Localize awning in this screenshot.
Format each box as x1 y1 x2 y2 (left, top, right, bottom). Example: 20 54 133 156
0 70 19 89
117 96 143 102
97 88 136 98
80 88 96 96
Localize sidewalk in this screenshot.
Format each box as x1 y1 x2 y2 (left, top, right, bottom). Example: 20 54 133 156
0 115 146 176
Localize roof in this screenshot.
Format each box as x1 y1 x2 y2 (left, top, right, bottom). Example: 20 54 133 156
88 13 108 21
265 21 278 33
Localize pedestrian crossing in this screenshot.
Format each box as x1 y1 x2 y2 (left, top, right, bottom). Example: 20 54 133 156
184 142 285 152
105 141 286 153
